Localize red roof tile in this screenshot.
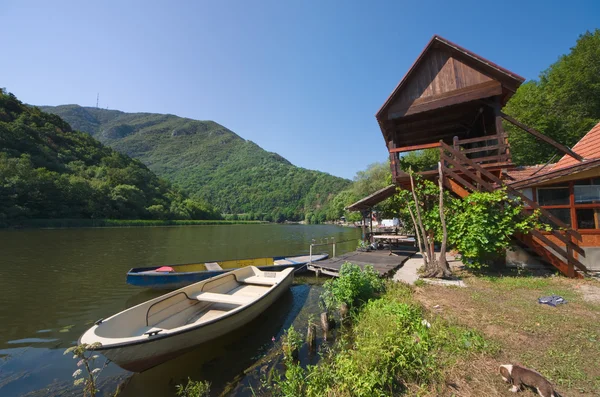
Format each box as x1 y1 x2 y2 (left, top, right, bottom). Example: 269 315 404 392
506 165 548 182
552 122 600 170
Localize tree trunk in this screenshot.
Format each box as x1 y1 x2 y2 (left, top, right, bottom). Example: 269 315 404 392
406 200 428 264
422 163 452 278
409 170 430 266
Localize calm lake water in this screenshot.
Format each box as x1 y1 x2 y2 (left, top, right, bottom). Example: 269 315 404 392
0 224 360 396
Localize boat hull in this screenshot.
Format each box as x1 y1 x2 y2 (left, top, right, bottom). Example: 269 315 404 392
126 254 326 289
94 271 293 372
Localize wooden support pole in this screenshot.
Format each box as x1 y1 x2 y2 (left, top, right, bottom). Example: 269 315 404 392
320 312 330 341
339 302 349 324
307 322 317 352
500 112 584 162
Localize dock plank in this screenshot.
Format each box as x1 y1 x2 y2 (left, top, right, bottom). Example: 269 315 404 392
308 248 417 277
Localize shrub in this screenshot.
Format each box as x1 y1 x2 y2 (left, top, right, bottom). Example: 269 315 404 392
321 262 384 310
447 188 543 269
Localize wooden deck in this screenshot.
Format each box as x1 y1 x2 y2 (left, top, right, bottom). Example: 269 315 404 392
307 248 417 278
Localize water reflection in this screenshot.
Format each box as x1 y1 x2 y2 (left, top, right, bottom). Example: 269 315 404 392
0 224 359 396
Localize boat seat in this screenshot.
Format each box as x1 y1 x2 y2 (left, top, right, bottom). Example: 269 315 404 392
238 276 278 286
191 292 253 305
204 262 223 271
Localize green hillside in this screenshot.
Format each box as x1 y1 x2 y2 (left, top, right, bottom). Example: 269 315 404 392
0 90 220 223
41 105 350 221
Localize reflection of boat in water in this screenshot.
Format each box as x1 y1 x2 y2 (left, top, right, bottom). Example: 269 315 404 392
80 266 294 372
126 253 327 289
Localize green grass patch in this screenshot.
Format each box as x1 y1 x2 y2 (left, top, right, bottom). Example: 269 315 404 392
267 283 494 396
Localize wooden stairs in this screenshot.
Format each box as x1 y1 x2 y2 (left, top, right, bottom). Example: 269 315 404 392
438 140 588 278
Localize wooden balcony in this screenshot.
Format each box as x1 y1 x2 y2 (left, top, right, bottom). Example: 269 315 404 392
390 133 512 187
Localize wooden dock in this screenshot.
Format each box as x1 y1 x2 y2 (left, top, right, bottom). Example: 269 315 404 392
307 248 417 278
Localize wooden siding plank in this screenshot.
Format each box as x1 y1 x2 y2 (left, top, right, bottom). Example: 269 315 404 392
390 81 502 119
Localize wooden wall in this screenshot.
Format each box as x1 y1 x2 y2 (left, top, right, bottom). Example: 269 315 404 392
387 48 497 118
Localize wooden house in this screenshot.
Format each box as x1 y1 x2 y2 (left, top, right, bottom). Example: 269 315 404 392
374 35 592 278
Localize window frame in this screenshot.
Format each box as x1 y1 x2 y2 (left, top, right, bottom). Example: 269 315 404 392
524 178 600 232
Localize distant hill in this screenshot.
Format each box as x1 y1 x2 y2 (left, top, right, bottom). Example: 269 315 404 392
41 105 350 220
0 91 220 222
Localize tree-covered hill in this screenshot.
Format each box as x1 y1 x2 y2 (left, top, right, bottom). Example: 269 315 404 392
0 90 220 222
41 104 351 221
504 29 600 165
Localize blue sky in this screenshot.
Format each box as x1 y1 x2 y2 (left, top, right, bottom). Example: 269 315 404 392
2 1 599 180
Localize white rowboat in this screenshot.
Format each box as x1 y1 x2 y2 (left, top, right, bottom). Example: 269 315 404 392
79 266 294 372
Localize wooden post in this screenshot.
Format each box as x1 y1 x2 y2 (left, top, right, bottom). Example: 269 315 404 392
361 211 367 241
388 140 398 181
369 208 373 243
307 322 317 352
320 312 330 341
339 302 349 324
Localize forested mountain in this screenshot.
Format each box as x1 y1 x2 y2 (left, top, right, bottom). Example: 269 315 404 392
0 90 220 222
41 104 350 221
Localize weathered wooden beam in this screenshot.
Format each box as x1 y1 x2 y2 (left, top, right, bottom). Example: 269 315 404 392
500 112 584 162
444 178 469 198
389 142 442 153
390 81 502 119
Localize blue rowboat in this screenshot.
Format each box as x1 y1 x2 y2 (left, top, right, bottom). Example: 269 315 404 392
126 254 328 289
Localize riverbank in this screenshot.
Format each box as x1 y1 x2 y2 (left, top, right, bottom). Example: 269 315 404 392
259 262 600 396
0 218 267 229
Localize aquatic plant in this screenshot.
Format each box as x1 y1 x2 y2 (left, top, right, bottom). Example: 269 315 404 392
63 342 108 397
175 377 211 397
282 325 303 361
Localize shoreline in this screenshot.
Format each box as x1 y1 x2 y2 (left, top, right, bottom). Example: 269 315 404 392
0 219 268 230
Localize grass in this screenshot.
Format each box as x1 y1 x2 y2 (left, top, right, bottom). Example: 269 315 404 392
1 218 267 229
414 270 600 396
266 282 495 396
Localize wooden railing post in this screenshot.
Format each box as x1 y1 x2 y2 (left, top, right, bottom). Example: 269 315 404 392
388 140 398 181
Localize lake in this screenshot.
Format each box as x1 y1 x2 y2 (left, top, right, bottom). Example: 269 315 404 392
0 224 361 396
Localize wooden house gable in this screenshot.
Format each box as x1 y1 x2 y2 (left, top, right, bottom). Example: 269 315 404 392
377 35 524 122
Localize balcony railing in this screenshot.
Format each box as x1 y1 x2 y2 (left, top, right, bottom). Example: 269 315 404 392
389 133 511 182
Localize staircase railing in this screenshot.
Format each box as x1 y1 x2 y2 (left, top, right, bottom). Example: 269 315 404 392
439 140 587 277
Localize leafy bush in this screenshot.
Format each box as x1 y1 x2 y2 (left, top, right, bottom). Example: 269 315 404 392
321 262 384 310
446 188 543 268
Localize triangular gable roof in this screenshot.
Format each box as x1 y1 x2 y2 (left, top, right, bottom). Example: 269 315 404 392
552 121 600 170
376 35 525 121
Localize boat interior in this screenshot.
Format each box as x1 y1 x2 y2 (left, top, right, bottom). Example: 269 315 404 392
86 267 293 345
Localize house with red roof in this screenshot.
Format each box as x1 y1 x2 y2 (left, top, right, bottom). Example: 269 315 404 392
372 34 597 277
507 122 600 271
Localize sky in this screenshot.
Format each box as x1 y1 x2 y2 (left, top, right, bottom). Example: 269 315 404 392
2 0 599 180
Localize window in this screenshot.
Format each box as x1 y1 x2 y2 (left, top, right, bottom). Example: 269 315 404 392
520 188 533 201
537 186 569 206
575 179 600 203
531 178 600 231
545 208 572 227
576 209 597 229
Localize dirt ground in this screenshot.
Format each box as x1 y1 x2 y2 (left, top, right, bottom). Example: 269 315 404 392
412 271 600 396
